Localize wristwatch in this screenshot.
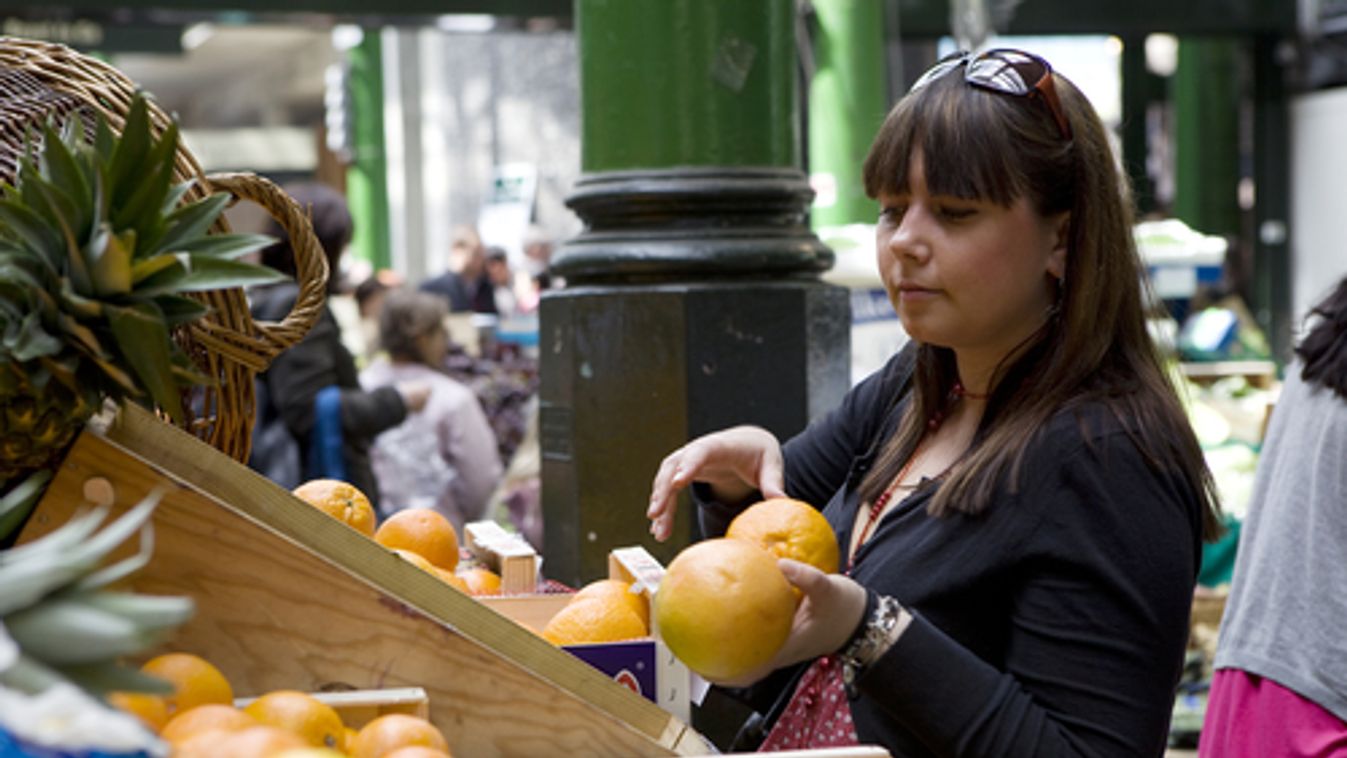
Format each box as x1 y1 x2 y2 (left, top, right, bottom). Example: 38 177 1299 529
840 594 905 698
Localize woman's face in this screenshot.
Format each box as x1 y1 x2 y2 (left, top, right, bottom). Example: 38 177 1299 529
875 150 1067 364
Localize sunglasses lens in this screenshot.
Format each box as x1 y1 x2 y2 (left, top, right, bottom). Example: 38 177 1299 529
908 50 971 93
965 49 1048 95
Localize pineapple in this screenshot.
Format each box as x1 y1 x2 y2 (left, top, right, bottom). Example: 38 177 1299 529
0 475 194 698
0 93 282 483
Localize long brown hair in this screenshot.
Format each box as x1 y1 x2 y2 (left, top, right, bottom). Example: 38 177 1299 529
858 61 1223 541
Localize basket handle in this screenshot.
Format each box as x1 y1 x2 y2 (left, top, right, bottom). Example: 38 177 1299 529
204 172 330 357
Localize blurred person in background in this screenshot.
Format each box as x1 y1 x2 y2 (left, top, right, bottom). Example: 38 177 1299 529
1200 275 1347 756
484 246 519 316
248 182 428 505
421 224 497 315
361 288 503 528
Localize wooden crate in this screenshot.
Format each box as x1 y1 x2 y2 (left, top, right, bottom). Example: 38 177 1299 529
17 405 711 757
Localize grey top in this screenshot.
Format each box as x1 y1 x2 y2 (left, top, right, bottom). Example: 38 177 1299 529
1214 362 1347 720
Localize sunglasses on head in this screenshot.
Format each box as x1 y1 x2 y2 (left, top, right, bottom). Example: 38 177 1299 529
910 48 1073 141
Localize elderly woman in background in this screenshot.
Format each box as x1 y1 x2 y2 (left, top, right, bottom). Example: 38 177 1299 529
361 289 503 529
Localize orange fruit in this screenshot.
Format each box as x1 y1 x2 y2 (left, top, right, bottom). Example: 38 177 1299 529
574 578 649 631
459 566 501 596
161 704 258 744
273 750 349 758
385 747 454 758
541 595 648 646
393 548 439 573
726 497 839 575
106 691 168 732
140 652 233 717
293 479 377 536
341 725 360 752
375 509 460 571
182 725 308 757
434 567 470 592
243 690 345 749
654 538 796 682
349 714 449 758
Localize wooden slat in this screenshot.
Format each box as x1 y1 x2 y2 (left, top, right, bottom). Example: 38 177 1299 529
19 405 712 757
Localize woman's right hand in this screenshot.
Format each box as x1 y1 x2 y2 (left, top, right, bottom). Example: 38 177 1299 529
646 425 786 542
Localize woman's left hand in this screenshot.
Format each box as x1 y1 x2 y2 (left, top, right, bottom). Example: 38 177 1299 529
712 559 869 688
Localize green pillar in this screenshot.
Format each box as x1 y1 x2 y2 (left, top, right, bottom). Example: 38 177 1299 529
544 0 849 586
807 0 888 227
1172 38 1240 238
346 30 390 270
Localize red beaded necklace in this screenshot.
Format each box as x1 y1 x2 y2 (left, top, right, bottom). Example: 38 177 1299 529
847 381 987 572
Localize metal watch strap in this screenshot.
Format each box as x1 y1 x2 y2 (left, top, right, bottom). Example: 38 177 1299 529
840 594 904 698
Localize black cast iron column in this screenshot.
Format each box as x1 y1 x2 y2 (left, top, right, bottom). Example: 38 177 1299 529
541 0 851 586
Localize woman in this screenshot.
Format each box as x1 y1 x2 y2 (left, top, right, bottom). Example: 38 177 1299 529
1200 275 1347 756
647 49 1221 756
360 289 502 529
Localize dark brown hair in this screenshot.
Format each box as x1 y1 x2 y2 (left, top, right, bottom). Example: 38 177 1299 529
1296 275 1347 398
859 62 1223 541
261 181 353 294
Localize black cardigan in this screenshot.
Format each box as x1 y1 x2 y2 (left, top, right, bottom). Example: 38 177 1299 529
250 283 406 508
697 348 1203 757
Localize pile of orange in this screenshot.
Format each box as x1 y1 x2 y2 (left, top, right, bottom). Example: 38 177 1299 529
541 578 650 646
653 497 839 682
106 651 454 757
291 480 510 598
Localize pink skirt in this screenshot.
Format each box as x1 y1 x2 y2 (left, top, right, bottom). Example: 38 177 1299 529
1201 669 1347 757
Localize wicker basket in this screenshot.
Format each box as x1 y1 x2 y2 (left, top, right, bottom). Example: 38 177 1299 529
0 36 328 464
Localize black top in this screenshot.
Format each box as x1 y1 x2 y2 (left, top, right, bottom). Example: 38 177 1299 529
698 348 1203 757
250 282 407 508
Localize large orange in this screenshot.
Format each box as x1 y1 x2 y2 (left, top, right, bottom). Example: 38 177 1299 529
574 579 649 631
459 566 501 596
140 652 233 717
161 704 258 744
654 538 796 682
293 479 377 536
541 594 648 646
375 509 460 571
349 714 449 758
106 691 168 733
242 690 345 750
726 497 839 575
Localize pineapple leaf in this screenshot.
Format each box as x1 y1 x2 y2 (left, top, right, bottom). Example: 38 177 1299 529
160 179 192 216
0 198 63 271
56 313 111 359
105 302 183 422
84 349 140 396
129 256 187 297
106 96 153 218
5 312 63 361
0 469 52 542
129 252 181 284
57 279 104 319
111 121 177 239
147 191 227 256
172 231 274 260
87 226 133 297
93 116 116 159
152 294 210 327
173 256 286 292
37 354 83 396
40 124 92 239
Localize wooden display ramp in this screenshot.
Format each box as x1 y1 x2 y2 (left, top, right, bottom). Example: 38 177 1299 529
16 405 712 757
